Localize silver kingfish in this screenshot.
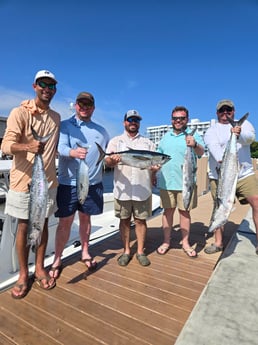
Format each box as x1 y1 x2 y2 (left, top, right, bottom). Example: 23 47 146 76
27 127 54 249
95 142 171 169
182 128 197 210
208 113 249 232
76 143 89 204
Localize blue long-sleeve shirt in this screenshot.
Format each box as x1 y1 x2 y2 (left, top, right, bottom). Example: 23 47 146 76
57 115 109 186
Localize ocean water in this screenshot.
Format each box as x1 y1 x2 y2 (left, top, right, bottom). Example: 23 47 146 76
102 170 114 193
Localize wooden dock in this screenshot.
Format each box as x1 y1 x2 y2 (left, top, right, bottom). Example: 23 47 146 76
0 190 249 345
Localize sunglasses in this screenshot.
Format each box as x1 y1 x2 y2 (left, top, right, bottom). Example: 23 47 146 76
126 117 141 123
77 101 94 109
172 116 186 121
218 106 233 113
37 81 56 90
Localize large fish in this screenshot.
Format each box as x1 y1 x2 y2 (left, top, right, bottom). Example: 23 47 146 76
76 143 89 205
27 127 54 249
208 113 249 232
95 142 171 169
182 129 197 210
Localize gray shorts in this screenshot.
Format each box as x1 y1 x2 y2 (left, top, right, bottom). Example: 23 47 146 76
114 196 152 220
5 188 57 219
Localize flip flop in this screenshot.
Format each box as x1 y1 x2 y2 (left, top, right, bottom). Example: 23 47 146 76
156 244 170 255
183 247 198 259
34 275 56 290
81 258 97 271
11 282 29 299
49 265 63 280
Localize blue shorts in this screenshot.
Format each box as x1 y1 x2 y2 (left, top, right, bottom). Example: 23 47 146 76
55 183 104 218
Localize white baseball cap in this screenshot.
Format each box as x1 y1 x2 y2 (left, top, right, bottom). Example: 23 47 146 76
34 70 57 83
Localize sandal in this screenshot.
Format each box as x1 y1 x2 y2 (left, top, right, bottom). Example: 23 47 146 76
183 247 198 258
34 275 56 290
49 265 63 280
156 244 170 255
11 282 29 299
81 258 97 271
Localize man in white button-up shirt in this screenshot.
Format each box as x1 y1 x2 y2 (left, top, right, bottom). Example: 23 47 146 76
105 110 156 267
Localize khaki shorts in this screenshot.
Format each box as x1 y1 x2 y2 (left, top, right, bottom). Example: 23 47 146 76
114 196 152 220
5 188 57 219
210 174 258 205
160 187 197 211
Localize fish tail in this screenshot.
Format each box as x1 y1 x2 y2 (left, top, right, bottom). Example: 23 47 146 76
190 128 197 136
31 126 55 143
226 112 249 127
183 128 197 136
237 112 249 126
95 142 107 166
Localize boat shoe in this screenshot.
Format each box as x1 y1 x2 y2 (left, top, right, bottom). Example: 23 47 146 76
136 253 151 266
204 243 223 254
117 253 131 266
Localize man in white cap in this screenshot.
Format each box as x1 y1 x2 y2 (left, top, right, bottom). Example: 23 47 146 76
204 99 258 254
1 69 60 298
105 110 156 267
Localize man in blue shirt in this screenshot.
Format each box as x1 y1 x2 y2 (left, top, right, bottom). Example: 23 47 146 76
49 92 109 278
156 106 204 258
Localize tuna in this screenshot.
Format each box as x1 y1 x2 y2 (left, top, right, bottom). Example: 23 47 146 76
182 129 197 210
27 127 54 249
95 142 171 169
208 113 249 232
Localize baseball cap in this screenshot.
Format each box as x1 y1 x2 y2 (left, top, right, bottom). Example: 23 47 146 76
216 99 235 111
34 70 57 84
76 92 95 104
124 109 142 121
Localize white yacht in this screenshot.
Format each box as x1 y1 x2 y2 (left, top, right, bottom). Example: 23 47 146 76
0 159 161 292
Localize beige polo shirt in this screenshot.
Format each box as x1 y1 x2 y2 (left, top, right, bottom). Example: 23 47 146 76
106 131 155 201
1 99 60 192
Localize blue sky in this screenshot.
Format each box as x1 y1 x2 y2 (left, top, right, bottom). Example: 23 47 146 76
0 0 257 138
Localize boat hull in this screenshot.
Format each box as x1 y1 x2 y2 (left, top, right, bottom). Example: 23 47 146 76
0 193 161 292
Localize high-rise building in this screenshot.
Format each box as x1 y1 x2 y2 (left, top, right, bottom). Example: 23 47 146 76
146 118 216 151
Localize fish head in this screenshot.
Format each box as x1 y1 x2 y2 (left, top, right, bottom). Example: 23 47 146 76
157 154 171 166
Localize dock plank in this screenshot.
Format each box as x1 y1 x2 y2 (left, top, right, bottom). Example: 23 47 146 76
0 191 249 345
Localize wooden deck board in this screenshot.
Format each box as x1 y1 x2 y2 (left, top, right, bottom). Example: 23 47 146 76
0 192 250 345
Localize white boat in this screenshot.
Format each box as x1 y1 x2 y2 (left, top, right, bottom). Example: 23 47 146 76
0 160 161 292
